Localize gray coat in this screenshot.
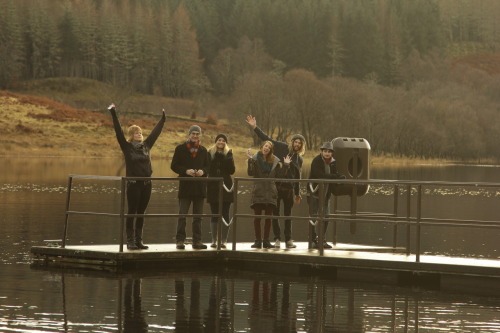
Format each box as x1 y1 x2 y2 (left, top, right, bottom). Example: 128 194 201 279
247 153 289 209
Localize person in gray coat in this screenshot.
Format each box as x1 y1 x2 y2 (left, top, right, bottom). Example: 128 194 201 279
247 141 290 249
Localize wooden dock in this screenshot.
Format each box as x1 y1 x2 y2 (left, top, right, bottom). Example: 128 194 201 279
31 241 500 297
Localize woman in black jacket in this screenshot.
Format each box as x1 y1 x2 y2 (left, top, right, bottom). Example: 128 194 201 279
207 134 235 248
108 103 165 250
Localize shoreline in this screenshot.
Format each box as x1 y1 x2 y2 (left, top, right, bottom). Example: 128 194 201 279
2 152 497 167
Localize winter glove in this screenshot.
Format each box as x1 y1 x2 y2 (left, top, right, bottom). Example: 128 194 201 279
226 149 233 160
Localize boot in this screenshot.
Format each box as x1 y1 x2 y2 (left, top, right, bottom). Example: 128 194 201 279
126 224 138 250
135 220 149 250
251 239 262 248
262 239 273 249
210 221 218 248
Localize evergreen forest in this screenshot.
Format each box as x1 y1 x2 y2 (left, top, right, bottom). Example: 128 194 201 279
1 0 500 160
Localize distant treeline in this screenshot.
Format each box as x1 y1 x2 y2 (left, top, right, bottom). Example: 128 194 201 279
1 0 500 160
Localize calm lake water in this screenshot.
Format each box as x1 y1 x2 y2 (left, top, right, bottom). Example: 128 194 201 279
1 156 499 332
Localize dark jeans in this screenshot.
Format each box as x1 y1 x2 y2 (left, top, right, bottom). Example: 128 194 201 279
126 180 152 233
176 197 204 243
272 187 294 241
209 201 231 243
307 193 331 241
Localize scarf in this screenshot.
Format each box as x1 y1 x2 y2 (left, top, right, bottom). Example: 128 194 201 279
257 152 273 174
186 140 200 158
323 156 333 174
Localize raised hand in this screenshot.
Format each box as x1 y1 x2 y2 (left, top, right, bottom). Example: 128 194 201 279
246 148 253 159
245 115 257 129
108 103 116 111
283 155 292 165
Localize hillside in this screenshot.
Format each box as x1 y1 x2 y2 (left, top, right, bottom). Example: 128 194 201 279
0 89 252 158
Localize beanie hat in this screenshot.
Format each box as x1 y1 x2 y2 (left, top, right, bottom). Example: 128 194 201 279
215 133 228 143
291 134 306 143
189 125 202 135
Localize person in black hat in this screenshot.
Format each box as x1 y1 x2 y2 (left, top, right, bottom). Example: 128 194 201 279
171 124 210 249
307 142 346 249
108 103 165 250
206 134 235 248
245 115 305 249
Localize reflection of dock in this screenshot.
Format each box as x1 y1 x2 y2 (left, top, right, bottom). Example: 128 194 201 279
31 241 500 297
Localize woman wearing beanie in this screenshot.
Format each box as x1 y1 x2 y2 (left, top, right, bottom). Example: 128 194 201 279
206 134 235 248
247 141 290 249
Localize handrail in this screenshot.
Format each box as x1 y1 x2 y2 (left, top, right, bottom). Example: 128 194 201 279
61 175 500 261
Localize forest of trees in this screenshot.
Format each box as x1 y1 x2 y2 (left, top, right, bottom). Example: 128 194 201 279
1 0 500 160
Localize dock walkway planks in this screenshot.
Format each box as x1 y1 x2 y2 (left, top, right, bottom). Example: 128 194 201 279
31 242 500 296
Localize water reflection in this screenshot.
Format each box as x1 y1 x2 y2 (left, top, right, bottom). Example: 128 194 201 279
2 266 500 332
123 278 148 333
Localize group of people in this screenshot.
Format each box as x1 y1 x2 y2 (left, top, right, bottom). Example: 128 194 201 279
108 104 345 251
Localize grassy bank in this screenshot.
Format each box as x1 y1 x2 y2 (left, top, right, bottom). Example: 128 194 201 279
2 87 487 165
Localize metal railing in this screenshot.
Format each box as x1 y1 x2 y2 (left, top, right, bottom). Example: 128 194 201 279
62 175 227 252
62 175 500 261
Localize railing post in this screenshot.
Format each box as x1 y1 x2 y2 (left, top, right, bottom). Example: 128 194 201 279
119 177 126 253
332 195 338 246
217 178 224 250
350 150 359 235
416 185 422 263
392 185 399 249
406 184 411 255
350 182 357 235
317 183 325 256
231 179 238 250
62 176 73 248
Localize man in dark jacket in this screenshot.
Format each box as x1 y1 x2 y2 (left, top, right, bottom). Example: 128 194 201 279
171 125 210 249
307 142 346 249
245 115 305 248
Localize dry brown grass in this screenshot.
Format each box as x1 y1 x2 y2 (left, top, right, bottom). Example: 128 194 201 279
1 89 465 164
0 90 253 157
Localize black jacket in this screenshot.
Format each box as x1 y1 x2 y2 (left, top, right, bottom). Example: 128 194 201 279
253 126 303 195
171 142 210 198
110 108 165 177
307 154 344 198
207 149 235 203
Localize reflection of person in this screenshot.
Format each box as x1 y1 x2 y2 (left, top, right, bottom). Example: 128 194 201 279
248 280 273 331
247 141 290 249
207 134 235 248
204 277 230 332
174 279 188 332
174 279 205 332
123 278 148 333
171 125 210 250
109 104 165 250
307 142 346 248
272 281 297 332
246 115 305 249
